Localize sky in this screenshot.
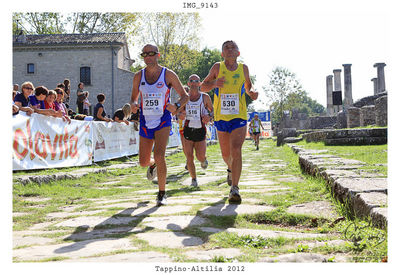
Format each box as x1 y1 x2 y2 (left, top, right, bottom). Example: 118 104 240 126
198 10 389 109
125 0 397 111
3 1 400 274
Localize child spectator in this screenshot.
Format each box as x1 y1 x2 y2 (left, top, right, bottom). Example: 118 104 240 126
13 81 34 116
112 104 131 125
113 108 129 125
93 93 112 122
54 88 71 123
29 86 58 116
83 91 91 115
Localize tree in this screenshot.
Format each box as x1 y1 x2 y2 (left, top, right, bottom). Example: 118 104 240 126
12 12 140 47
138 12 201 53
13 12 66 34
68 13 139 36
135 13 201 77
263 67 325 125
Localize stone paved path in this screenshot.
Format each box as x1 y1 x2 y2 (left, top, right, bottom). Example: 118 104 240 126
13 140 355 263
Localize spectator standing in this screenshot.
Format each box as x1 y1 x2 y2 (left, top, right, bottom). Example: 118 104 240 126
13 81 34 116
94 93 112 122
76 82 85 114
63 79 71 108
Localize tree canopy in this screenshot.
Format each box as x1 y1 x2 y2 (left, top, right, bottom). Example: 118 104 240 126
13 12 140 47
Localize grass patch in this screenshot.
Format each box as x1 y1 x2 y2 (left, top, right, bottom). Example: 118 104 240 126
209 231 293 249
243 208 330 228
294 140 387 175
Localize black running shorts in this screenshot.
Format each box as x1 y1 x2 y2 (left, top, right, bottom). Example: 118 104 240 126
183 126 206 142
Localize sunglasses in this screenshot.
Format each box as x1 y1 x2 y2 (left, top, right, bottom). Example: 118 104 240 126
189 79 200 83
140 51 158 57
24 87 33 90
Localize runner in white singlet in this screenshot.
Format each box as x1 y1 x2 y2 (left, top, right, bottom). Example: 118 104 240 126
130 44 188 206
178 74 213 187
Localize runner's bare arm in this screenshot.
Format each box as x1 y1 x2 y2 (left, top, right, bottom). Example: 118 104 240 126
203 93 213 113
243 64 258 100
130 72 141 113
166 69 189 113
200 63 224 92
201 93 214 124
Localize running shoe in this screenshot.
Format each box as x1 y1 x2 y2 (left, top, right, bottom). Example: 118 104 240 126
256 145 259 150
190 178 198 187
227 169 232 186
146 163 157 180
228 185 242 204
201 159 208 169
156 191 167 206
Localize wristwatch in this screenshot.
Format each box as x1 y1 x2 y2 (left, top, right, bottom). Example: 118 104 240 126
174 102 181 109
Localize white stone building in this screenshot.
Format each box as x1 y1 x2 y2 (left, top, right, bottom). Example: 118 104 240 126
13 32 135 115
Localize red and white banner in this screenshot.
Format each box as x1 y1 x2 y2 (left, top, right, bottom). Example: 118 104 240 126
92 121 139 162
12 113 93 171
12 115 204 171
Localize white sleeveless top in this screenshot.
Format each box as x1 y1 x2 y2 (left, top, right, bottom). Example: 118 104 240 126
139 67 171 129
185 93 208 129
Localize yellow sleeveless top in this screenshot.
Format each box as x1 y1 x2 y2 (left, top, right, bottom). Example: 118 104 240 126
214 62 247 121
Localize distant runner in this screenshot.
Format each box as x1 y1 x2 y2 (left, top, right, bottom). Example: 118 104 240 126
249 113 264 150
201 40 258 203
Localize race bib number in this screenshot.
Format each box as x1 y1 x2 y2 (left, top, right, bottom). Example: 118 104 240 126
186 104 201 121
143 93 163 115
221 93 239 115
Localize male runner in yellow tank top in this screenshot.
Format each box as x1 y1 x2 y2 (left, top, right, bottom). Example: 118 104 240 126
201 40 258 203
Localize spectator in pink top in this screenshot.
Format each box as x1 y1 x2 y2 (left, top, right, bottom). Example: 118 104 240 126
54 88 71 123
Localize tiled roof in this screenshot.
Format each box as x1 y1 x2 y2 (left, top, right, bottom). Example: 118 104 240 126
13 32 127 46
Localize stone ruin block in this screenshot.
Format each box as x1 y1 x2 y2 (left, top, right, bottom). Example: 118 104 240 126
277 128 297 146
346 107 361 128
336 111 347 129
375 95 387 126
360 105 376 126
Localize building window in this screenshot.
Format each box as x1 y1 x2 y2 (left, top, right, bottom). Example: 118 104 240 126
80 67 91 85
27 63 35 74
